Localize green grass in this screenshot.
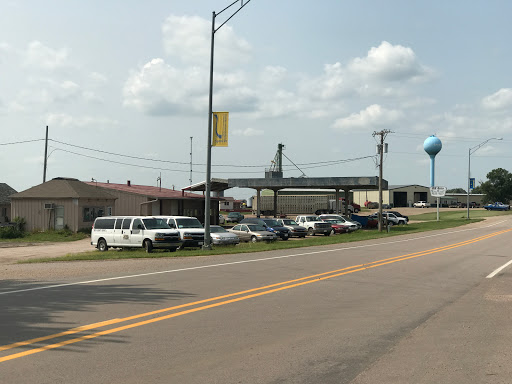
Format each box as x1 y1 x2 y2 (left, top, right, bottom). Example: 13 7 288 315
22 217 484 263
409 209 512 221
0 230 90 243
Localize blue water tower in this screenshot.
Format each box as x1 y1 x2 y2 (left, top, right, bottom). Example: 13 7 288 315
423 135 442 187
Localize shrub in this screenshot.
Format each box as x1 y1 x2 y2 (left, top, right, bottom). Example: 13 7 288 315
0 226 24 239
14 217 26 233
78 227 92 234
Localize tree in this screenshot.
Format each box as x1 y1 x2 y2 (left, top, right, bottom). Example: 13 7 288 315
447 188 467 193
478 168 512 204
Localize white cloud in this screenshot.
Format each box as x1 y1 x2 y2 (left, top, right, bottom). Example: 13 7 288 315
89 72 108 85
482 88 512 110
332 104 404 131
232 127 264 136
162 15 251 69
348 41 433 83
46 113 119 129
23 41 70 70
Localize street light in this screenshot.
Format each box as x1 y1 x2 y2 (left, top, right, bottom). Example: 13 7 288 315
466 137 502 219
203 0 252 250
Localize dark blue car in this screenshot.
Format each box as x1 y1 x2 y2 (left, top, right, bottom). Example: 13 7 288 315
240 218 290 240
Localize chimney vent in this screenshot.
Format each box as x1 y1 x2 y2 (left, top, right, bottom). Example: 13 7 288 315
127 180 131 186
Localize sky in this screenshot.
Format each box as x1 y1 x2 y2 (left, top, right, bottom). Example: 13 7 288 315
1 0 511 200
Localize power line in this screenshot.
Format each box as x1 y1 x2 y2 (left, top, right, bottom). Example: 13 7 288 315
0 138 45 146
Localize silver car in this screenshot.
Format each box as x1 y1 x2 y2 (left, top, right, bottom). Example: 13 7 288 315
228 224 277 243
210 225 240 245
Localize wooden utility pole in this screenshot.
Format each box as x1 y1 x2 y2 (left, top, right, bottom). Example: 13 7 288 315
43 126 48 183
372 130 392 232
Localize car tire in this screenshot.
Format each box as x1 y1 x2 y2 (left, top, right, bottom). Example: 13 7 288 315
97 239 108 252
307 228 314 236
251 236 257 243
281 236 289 241
143 239 153 253
168 247 177 252
325 231 331 236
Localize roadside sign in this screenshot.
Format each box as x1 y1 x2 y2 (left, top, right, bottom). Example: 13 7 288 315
469 178 475 189
430 186 446 197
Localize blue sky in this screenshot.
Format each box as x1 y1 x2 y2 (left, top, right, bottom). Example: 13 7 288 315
1 0 511 199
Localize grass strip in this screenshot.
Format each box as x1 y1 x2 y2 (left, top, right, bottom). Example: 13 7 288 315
21 218 484 263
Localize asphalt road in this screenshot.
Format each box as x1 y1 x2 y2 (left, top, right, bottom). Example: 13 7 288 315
1 216 511 384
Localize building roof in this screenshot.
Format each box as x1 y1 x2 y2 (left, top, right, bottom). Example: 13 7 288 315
86 181 217 200
229 176 387 191
182 178 229 192
388 184 429 190
0 183 17 204
11 178 117 199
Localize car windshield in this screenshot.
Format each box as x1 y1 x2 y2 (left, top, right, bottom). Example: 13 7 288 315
282 219 298 225
210 226 227 233
247 224 267 232
228 213 240 217
262 219 279 227
305 216 319 221
142 218 171 230
176 218 203 228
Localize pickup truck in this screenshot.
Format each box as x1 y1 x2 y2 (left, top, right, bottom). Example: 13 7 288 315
295 215 332 236
483 202 510 211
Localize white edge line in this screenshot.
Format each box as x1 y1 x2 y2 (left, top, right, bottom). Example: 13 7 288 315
486 259 512 278
1 219 509 296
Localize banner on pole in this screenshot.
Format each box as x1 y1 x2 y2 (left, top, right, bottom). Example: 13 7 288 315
469 178 475 190
212 112 229 147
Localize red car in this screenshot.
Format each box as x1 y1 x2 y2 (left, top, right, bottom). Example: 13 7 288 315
322 219 349 234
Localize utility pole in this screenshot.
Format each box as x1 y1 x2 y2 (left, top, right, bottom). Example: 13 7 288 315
189 137 193 185
43 125 49 183
373 129 392 232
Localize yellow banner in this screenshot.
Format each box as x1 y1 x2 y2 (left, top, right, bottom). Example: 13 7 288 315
212 112 229 147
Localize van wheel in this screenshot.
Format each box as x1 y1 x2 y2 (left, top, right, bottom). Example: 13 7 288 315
251 236 258 243
143 240 153 253
307 228 314 236
97 239 108 252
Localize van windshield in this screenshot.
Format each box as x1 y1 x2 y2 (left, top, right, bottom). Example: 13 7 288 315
142 218 171 230
176 218 203 229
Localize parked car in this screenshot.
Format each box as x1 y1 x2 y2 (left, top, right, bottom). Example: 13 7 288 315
318 214 359 231
91 216 181 253
155 216 205 248
295 215 332 236
226 212 245 223
241 218 290 240
413 201 431 208
483 202 510 211
276 218 308 238
469 202 480 208
369 212 407 225
228 223 277 243
321 219 350 234
218 214 225 224
382 210 409 223
209 225 240 245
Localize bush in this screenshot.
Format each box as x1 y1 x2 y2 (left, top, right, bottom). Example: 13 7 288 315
14 217 26 232
0 226 24 239
78 227 92 234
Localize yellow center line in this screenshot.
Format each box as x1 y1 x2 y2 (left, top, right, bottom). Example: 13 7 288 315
1 228 510 363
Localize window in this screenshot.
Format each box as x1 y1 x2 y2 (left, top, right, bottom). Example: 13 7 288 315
122 218 132 230
94 218 116 229
115 218 123 229
107 206 113 216
232 225 241 231
133 218 144 230
83 206 105 222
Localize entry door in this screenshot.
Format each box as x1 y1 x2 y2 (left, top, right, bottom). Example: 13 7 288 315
130 218 144 246
54 206 64 230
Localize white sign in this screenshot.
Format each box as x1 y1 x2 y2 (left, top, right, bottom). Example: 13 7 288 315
430 186 447 197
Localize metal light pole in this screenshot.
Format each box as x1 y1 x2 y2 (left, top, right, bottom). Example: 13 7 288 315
466 137 502 219
203 0 252 250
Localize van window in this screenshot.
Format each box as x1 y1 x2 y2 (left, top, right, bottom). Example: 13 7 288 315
122 218 132 230
142 218 170 230
115 218 123 229
133 218 144 230
94 218 116 230
175 218 203 229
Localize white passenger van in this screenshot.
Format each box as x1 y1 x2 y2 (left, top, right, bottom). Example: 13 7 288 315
154 216 205 249
91 216 181 253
